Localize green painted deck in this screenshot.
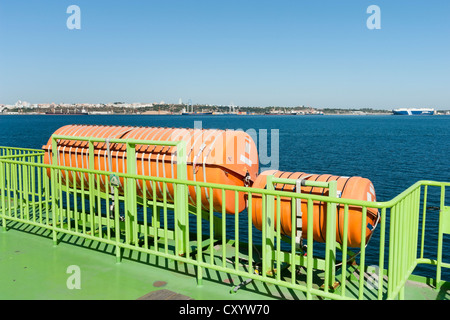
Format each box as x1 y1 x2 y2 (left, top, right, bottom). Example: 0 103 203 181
1 222 449 300
0 222 291 300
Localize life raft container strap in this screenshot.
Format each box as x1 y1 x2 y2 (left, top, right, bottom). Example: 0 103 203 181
243 171 251 187
295 174 313 250
105 138 122 219
192 143 207 174
296 179 303 249
105 138 121 188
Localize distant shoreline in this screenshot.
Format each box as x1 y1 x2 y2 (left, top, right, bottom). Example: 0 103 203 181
3 112 449 116
3 103 449 116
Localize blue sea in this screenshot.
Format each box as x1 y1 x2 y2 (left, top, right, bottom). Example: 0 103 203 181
1 114 449 280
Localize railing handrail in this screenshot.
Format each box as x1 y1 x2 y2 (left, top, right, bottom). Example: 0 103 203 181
0 146 43 153
0 152 45 160
51 134 185 147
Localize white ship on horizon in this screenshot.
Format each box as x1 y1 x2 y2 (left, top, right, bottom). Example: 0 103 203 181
392 108 436 115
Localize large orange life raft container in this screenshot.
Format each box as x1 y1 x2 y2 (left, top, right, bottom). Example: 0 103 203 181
42 125 259 214
251 170 379 248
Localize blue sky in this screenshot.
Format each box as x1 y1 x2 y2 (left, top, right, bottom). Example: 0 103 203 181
0 0 449 109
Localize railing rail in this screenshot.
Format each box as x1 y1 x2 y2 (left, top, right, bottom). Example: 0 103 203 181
0 144 449 300
0 146 44 160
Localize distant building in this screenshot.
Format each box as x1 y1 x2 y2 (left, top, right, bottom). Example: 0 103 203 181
15 100 31 108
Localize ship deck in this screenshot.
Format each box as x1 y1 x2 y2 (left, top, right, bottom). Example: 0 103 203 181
1 222 449 301
0 222 292 301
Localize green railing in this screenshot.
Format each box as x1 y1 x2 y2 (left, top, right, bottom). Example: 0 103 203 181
0 141 449 300
0 146 45 160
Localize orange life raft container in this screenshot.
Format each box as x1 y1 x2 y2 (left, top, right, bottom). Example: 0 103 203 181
42 125 259 214
251 170 379 248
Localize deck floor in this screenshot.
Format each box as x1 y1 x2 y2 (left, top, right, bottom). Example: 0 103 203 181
1 222 448 301
0 222 296 300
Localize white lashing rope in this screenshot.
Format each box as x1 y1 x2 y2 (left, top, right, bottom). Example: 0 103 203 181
295 174 313 250
105 138 116 216
295 179 303 249
192 129 219 211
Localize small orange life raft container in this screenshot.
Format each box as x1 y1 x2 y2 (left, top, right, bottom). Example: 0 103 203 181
251 170 379 248
42 124 259 214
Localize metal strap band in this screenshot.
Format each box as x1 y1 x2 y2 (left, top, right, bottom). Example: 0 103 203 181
296 179 303 248
295 174 313 248
105 138 121 218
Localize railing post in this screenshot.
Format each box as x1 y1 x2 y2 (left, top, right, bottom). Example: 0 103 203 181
0 159 6 231
126 141 137 245
88 139 97 240
175 141 188 256
437 185 448 289
324 180 337 291
114 186 122 263
51 137 59 245
264 175 275 276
